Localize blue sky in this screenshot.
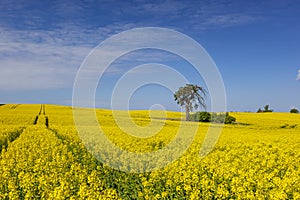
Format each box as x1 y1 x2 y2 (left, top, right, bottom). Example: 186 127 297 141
0 0 299 112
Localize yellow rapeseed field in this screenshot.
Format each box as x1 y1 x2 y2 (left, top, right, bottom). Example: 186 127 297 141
0 104 300 199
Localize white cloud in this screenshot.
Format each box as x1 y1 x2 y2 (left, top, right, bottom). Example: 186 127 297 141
0 52 83 91
0 0 267 92
202 14 262 27
297 69 300 81
0 29 93 90
0 61 71 90
0 23 141 91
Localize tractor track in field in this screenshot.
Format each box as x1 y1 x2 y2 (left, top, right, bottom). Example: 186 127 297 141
33 104 49 128
2 105 49 153
2 105 51 153
0 127 26 153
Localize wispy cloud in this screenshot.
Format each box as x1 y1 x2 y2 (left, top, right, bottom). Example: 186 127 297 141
0 25 89 90
0 42 90 90
0 0 269 91
202 14 261 27
124 1 265 30
297 69 300 81
0 22 141 91
0 61 73 90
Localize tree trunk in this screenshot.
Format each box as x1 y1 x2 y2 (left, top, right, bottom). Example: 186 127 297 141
185 105 190 121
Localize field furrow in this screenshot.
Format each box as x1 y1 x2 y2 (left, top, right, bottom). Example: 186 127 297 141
0 126 25 153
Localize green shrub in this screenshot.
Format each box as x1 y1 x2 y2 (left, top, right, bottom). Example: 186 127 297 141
225 114 236 124
257 105 273 113
189 112 236 124
211 113 225 123
189 111 211 122
290 108 299 114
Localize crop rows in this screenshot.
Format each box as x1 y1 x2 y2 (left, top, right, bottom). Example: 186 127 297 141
0 105 300 199
0 125 25 153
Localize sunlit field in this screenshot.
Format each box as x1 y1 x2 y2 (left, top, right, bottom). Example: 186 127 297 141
0 104 300 199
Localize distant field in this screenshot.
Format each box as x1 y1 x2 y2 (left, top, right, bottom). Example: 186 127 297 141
0 104 300 199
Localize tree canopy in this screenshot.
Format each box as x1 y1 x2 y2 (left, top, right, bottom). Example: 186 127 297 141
174 84 207 121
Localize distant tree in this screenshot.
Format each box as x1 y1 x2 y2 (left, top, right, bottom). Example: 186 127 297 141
263 104 273 112
257 105 273 113
290 108 299 113
174 84 207 121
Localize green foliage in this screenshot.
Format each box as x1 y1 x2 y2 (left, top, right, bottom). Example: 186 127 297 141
257 104 273 113
189 111 211 122
225 114 237 124
189 112 236 124
211 113 225 123
290 108 299 114
263 104 273 112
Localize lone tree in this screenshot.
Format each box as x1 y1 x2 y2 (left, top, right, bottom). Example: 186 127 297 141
174 84 207 121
